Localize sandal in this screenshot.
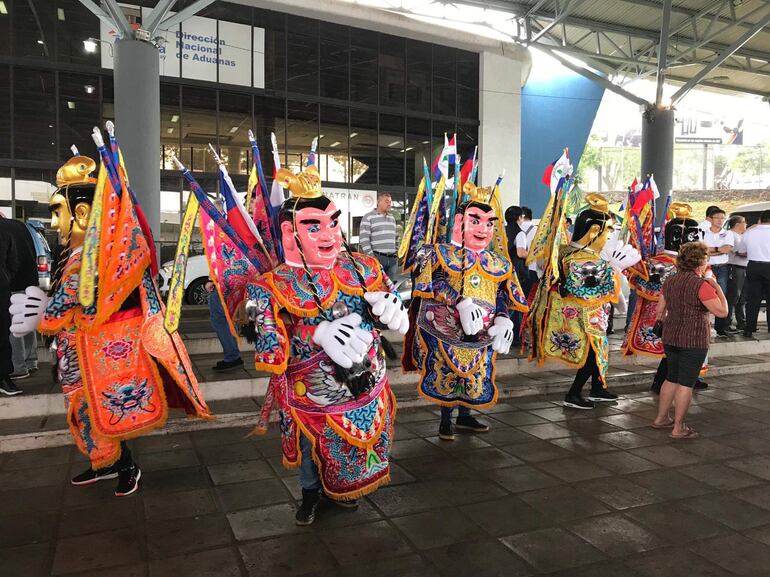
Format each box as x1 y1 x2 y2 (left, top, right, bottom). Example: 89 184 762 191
670 426 699 439
651 418 674 429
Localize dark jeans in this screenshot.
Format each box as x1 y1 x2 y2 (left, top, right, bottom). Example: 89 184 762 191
0 286 12 378
745 261 770 334
727 265 747 329
624 290 638 332
209 290 241 363
375 253 398 281
298 434 321 491
712 264 730 333
440 405 471 425
567 347 602 397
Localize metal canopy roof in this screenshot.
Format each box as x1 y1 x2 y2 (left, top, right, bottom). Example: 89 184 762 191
462 0 770 102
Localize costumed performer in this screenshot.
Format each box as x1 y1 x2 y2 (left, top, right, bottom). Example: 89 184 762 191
10 141 210 497
244 163 408 526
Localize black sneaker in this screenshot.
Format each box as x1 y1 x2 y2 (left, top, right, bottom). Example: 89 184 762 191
725 327 741 334
9 370 29 379
694 379 708 390
455 415 490 433
295 488 321 526
587 389 619 402
564 395 595 410
744 331 754 338
716 331 729 338
0 377 22 396
438 421 455 441
71 465 119 486
114 466 141 497
212 358 244 372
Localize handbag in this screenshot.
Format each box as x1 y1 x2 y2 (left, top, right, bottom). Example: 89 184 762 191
652 320 664 338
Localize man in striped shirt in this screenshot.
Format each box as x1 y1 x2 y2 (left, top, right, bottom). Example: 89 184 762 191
359 192 398 279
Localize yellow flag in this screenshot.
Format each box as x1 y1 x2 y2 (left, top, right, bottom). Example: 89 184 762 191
78 163 106 307
164 193 200 334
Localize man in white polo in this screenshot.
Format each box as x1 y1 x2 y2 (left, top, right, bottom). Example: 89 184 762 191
702 207 734 337
743 210 770 338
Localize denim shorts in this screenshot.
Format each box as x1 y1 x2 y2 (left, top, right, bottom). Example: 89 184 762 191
663 345 708 388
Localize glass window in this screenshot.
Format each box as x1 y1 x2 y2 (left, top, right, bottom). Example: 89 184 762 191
432 45 456 116
218 91 252 175
286 16 318 96
457 123 479 166
319 104 348 183
406 40 431 113
181 86 218 173
101 75 114 126
14 168 56 221
160 173 182 235
0 66 9 158
379 114 404 187
13 0 56 60
0 168 10 218
253 95 285 180
59 73 100 160
320 23 348 101
56 0 100 66
350 109 376 184
286 100 318 173
258 10 286 92
406 117 431 187
0 0 9 57
160 83 180 170
457 50 479 120
14 69 56 161
432 119 455 172
350 32 377 104
379 34 404 108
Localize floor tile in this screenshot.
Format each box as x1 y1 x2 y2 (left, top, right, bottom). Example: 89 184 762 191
500 527 606 573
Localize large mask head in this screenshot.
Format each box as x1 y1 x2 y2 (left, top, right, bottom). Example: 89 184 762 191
50 156 97 248
572 193 613 251
664 202 700 252
277 166 343 269
451 181 497 253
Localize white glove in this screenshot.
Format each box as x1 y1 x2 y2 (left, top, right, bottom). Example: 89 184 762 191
10 286 49 337
487 315 515 354
364 291 409 335
456 297 484 336
312 312 374 369
600 243 642 273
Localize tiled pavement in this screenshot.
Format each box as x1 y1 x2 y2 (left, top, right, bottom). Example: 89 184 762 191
5 373 770 576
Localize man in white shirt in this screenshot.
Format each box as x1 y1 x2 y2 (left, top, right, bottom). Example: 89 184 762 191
742 210 770 338
698 205 720 239
726 215 748 333
514 207 538 293
701 207 734 336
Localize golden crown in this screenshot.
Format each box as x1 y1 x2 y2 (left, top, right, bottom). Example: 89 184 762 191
275 166 322 199
56 156 97 188
462 181 493 204
668 202 693 219
585 192 610 214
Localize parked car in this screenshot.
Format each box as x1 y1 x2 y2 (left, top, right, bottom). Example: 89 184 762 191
731 201 770 226
158 254 211 305
25 219 52 290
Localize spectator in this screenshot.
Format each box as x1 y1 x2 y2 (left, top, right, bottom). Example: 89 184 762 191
7 220 40 380
701 207 733 336
505 206 525 341
359 192 398 280
698 205 720 237
652 242 727 438
0 220 20 395
726 215 748 333
207 281 243 372
742 210 770 338
514 207 538 292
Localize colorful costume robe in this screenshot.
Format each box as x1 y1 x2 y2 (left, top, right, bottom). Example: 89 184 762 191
247 253 396 500
622 251 677 357
403 244 528 409
533 244 620 386
39 250 211 469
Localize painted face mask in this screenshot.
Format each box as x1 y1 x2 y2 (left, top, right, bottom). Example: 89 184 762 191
452 205 497 253
282 202 344 269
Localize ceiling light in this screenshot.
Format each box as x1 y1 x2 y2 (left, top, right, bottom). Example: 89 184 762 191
318 134 325 139
229 126 238 134
404 146 414 152
350 132 358 138
57 8 65 21
167 128 174 134
388 140 401 147
67 101 76 109
83 39 97 53
421 140 429 144
330 141 341 148
37 39 44 45
84 84 95 94
0 2 7 15
170 114 179 122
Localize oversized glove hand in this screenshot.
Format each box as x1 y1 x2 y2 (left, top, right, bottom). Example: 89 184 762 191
456 297 484 336
9 285 49 337
364 291 409 335
312 312 374 369
600 243 642 273
487 315 515 355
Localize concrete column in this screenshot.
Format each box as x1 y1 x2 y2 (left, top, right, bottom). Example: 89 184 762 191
641 106 675 224
113 38 161 242
479 51 523 209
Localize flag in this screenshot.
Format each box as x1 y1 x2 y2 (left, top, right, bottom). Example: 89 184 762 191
165 193 199 334
307 136 318 167
431 133 456 182
631 178 654 216
219 164 264 257
542 149 573 196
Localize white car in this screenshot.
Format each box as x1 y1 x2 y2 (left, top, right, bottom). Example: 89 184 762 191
158 254 211 305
